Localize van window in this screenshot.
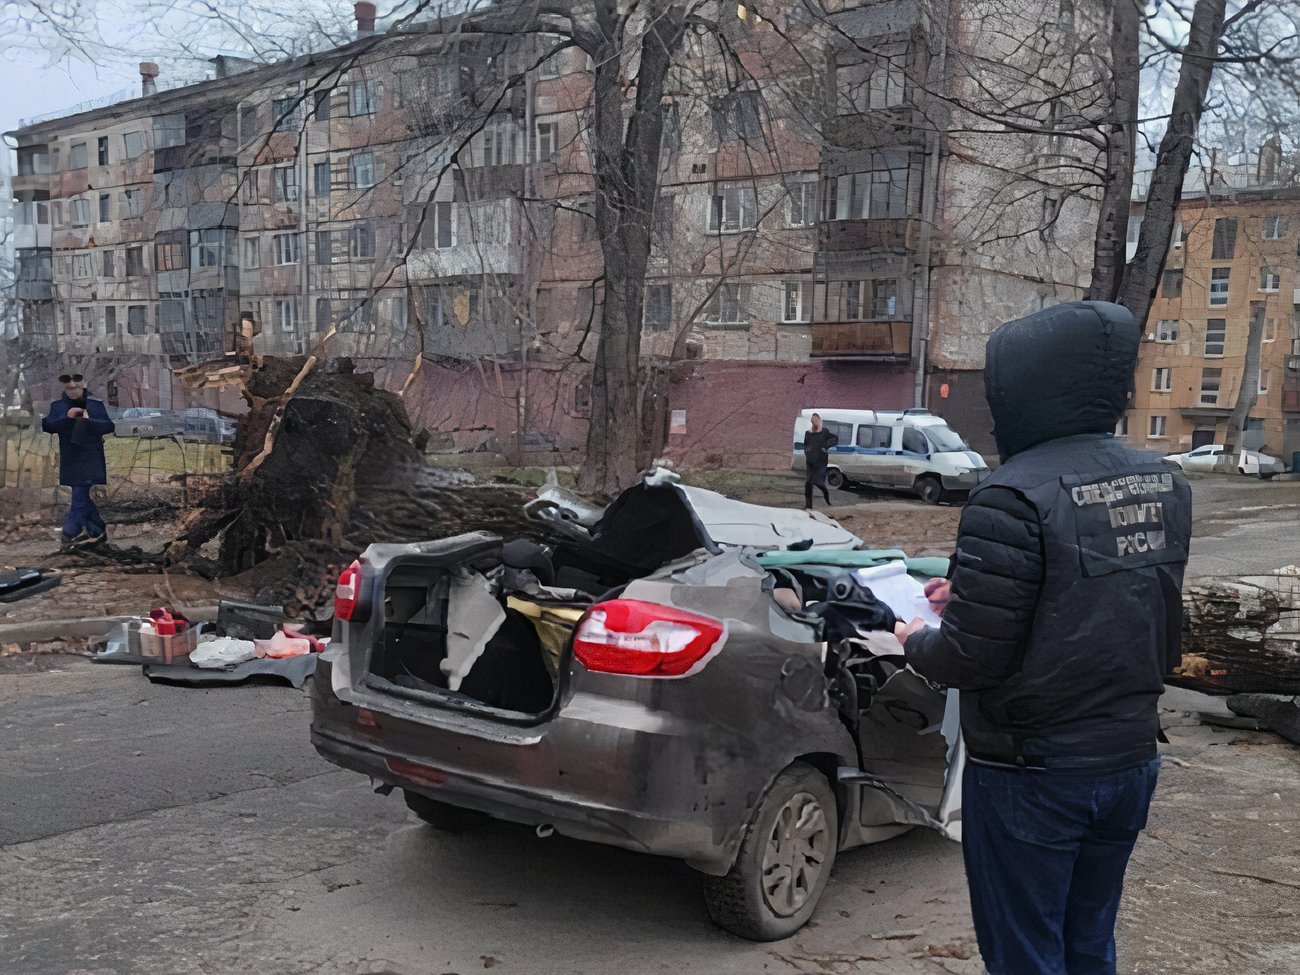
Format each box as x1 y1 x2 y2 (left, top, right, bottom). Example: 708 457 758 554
821 420 852 446
926 424 969 452
856 425 893 449
901 427 929 455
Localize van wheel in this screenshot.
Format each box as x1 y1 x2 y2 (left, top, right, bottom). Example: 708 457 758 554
403 790 488 832
915 476 943 504
702 761 838 941
825 468 845 489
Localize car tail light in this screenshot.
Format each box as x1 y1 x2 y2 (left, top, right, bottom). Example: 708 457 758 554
334 559 365 621
573 599 726 678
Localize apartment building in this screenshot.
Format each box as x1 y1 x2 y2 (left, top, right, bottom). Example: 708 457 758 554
1125 148 1300 465
9 0 1100 466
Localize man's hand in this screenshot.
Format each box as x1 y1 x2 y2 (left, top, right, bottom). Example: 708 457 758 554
67 407 86 419
924 578 952 617
894 616 928 648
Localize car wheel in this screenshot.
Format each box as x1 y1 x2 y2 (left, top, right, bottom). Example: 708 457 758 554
1238 467 1247 476
915 476 943 505
702 761 838 941
825 468 845 490
403 789 488 832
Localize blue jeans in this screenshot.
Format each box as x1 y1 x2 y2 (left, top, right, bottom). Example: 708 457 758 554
64 485 107 540
962 757 1161 975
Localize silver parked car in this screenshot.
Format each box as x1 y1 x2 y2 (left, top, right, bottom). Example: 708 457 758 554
310 471 963 940
1163 444 1286 479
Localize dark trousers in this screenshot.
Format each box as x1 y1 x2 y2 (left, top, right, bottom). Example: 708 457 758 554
64 485 107 541
804 466 831 508
962 757 1160 975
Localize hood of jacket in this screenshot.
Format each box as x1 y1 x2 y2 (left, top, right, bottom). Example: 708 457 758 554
984 300 1139 460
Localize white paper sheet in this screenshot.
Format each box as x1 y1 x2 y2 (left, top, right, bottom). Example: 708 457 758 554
851 561 943 629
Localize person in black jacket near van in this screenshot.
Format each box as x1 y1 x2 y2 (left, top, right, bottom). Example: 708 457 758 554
802 413 839 509
895 302 1191 975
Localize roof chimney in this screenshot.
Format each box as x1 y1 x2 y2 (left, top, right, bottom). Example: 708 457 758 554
354 2 376 38
140 62 160 97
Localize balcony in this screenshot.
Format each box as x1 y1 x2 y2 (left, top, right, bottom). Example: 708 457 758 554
407 199 523 280
810 320 911 359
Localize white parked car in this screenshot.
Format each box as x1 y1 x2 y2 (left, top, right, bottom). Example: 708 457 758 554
1163 444 1286 479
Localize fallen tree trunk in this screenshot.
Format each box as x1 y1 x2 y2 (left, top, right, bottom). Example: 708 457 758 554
1172 569 1300 694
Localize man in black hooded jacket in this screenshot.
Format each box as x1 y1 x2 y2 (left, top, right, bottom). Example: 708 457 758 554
895 301 1191 975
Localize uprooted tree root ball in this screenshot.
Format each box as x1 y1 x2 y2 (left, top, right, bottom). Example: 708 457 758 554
168 356 559 617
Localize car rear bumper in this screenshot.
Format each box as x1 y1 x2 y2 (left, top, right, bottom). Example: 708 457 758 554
309 658 756 874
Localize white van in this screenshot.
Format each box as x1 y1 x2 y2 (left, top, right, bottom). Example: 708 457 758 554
791 408 990 503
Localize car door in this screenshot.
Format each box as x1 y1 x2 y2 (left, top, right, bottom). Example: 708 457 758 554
851 423 897 487
1186 445 1222 471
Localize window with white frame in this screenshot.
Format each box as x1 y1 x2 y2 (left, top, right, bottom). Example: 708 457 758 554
1155 319 1179 342
349 222 375 259
125 246 145 276
870 278 898 317
102 250 115 277
708 184 757 232
1209 267 1230 306
1204 319 1226 356
77 306 94 332
98 194 111 222
644 283 672 331
349 152 375 188
313 162 331 196
387 295 409 331
241 171 260 205
1149 415 1167 438
126 305 148 335
349 81 382 116
1171 220 1183 248
273 165 298 202
1263 214 1284 239
827 152 909 220
783 281 812 323
1259 369 1272 395
1199 367 1222 405
787 179 817 227
1264 317 1278 342
271 96 303 132
435 201 454 248
704 283 746 324
69 197 91 225
72 253 92 278
535 120 556 161
123 131 147 158
869 56 905 108
1260 266 1280 291
483 114 518 165
272 233 300 265
1152 366 1171 391
69 142 88 169
315 230 332 265
244 237 260 268
274 299 298 333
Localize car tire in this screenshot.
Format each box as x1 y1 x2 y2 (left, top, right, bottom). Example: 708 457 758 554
915 476 943 505
825 468 845 490
403 790 488 832
702 761 838 941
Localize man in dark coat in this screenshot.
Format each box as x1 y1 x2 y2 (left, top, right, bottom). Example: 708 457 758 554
41 373 115 545
895 301 1191 975
802 412 839 509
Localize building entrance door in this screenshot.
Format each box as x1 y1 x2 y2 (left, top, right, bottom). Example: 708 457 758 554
1192 427 1217 449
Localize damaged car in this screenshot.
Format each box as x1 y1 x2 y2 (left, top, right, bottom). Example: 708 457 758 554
309 470 963 940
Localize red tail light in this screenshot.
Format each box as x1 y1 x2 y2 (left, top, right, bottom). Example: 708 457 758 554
334 559 364 621
573 599 726 678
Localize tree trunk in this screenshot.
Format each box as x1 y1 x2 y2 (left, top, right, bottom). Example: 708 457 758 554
1222 300 1265 456
577 4 687 497
1085 0 1140 302
1116 0 1228 324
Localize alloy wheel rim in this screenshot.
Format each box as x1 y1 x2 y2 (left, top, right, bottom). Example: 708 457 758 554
760 790 829 917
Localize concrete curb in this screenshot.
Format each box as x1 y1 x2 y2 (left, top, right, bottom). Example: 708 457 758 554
0 605 220 646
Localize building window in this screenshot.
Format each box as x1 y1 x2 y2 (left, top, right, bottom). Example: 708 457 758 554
644 283 672 331
1161 268 1183 298
1259 369 1271 395
315 230 332 265
1152 366 1171 391
122 131 146 158
153 113 185 149
349 152 375 188
1149 415 1167 438
76 306 96 333
273 165 298 202
535 121 556 161
433 202 454 248
190 229 230 268
1116 414 1129 437
244 237 260 268
653 195 674 241
1264 317 1278 343
704 283 746 325
314 90 332 122
1209 267 1229 306
349 81 382 116
710 90 764 142
788 179 817 227
241 171 260 205
125 247 145 276
708 184 758 233
783 281 812 323
870 279 898 318
827 151 909 220
1211 218 1237 259
97 136 109 166
69 198 91 225
1260 266 1280 291
483 114 518 165
315 297 332 331
272 233 300 265
868 56 905 109
104 306 117 336
387 295 409 331
69 142 88 169
271 95 303 132
313 162 331 196
127 305 148 335
1199 367 1222 406
72 254 92 278
274 299 298 333
240 104 259 141
1263 214 1284 239
1204 319 1226 357
102 250 115 277
349 222 375 259
155 239 185 270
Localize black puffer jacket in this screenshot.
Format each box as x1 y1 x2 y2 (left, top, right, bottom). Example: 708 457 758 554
905 301 1192 766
